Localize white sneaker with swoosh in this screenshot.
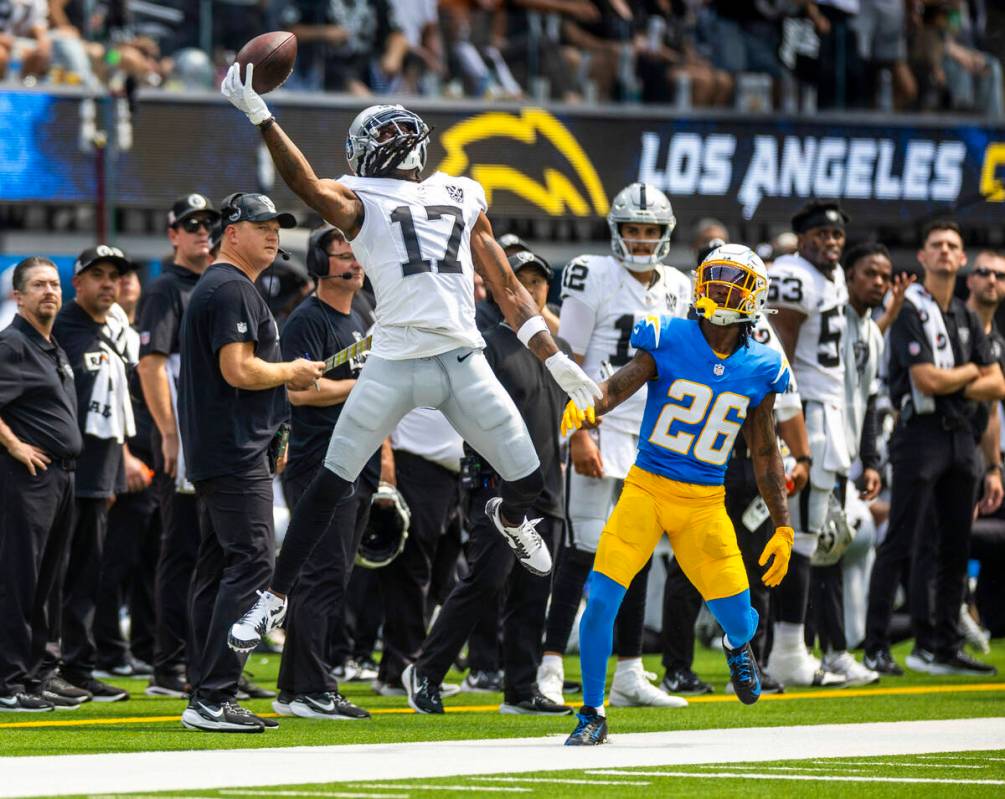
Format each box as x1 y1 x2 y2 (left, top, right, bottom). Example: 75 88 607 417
181 699 264 732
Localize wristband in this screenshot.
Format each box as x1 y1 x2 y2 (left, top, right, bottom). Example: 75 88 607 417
257 116 276 131
795 455 813 466
987 463 1002 475
516 315 548 348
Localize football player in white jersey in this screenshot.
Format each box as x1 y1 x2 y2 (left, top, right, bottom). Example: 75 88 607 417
219 67 601 654
764 200 851 687
535 183 692 708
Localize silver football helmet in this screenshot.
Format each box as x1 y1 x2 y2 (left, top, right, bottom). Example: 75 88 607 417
607 182 676 271
345 104 430 178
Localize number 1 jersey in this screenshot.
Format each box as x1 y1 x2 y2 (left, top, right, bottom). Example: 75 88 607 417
559 254 691 435
632 316 790 486
339 171 487 360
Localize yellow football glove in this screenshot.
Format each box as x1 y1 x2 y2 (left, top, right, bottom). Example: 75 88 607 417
759 525 794 588
560 400 596 438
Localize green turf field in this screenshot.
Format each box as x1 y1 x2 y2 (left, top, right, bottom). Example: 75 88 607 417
3 639 1002 759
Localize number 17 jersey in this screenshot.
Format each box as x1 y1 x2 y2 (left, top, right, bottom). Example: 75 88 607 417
339 171 487 360
632 316 790 486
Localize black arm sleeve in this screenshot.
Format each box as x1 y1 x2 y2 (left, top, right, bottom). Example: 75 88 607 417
859 394 881 472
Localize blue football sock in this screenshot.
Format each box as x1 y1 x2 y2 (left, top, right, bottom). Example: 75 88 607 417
707 590 758 650
579 571 628 709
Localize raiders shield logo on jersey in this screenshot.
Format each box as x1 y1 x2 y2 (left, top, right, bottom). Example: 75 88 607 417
446 184 464 203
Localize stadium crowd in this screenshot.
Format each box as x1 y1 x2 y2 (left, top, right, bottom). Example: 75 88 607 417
0 1 1002 115
0 179 1000 720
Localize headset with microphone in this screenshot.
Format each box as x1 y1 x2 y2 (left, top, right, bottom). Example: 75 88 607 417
306 223 355 281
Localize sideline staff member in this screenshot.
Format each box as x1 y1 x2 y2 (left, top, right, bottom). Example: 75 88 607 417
865 220 1003 677
178 193 323 733
136 193 220 698
0 257 82 712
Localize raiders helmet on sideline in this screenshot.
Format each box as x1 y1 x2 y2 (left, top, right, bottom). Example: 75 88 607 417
356 483 411 569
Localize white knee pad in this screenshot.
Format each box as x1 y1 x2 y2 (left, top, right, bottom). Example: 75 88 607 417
567 471 621 553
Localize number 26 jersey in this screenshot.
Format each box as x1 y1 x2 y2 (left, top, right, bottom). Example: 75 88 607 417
632 316 791 486
767 253 848 405
559 254 691 435
339 172 487 360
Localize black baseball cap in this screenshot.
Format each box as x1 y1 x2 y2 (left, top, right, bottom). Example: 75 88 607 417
508 251 552 281
221 193 297 229
168 193 220 227
73 245 134 276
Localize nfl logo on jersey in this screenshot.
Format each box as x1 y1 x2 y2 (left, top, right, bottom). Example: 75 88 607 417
446 184 464 203
713 363 725 376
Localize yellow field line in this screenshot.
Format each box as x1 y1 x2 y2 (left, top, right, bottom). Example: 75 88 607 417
1 682 1001 730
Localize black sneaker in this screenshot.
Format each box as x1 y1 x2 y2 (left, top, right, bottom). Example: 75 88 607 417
758 669 785 694
181 699 264 733
500 691 573 715
864 648 904 676
723 639 761 705
40 690 81 710
905 648 941 675
289 691 371 720
564 706 608 746
932 650 998 676
44 675 92 704
236 673 276 700
63 675 129 703
461 670 503 693
272 691 295 717
146 673 190 698
402 664 443 714
94 662 135 679
0 692 54 713
254 713 279 729
662 666 713 695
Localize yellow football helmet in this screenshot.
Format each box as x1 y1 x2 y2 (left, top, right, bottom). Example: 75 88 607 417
693 243 769 326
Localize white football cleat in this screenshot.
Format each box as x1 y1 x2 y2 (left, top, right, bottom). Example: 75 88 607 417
486 498 552 576
610 662 688 708
821 651 880 687
767 646 846 687
228 590 287 653
535 659 565 706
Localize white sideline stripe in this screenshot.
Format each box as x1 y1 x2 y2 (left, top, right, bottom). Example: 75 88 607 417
918 755 1005 762
5 717 1004 798
351 786 527 793
472 778 650 786
223 792 409 798
590 770 1005 786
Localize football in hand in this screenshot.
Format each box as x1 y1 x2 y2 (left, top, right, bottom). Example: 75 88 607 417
235 31 297 94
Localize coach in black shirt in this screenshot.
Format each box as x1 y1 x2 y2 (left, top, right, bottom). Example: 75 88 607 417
0 258 82 712
407 252 571 715
53 246 137 703
136 193 219 697
865 221 1003 677
178 193 323 733
273 224 376 720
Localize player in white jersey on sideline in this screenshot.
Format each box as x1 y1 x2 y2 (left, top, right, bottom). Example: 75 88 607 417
536 183 692 709
764 200 851 687
218 66 601 654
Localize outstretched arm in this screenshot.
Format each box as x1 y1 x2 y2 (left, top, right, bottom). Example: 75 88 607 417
221 63 363 236
560 351 655 436
470 211 601 412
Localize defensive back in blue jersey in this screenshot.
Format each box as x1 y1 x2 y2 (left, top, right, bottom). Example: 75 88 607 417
631 315 790 486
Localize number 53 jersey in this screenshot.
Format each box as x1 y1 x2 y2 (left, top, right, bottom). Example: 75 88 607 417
632 316 791 486
559 254 691 435
339 172 488 360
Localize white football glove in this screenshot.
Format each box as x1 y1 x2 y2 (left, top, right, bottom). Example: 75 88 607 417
545 351 602 412
220 62 271 126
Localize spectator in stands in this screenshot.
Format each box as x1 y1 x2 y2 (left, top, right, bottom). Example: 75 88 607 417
0 0 52 81
277 0 409 95
559 0 635 102
812 0 866 109
633 0 732 107
440 0 523 98
856 0 918 109
703 0 785 83
389 0 446 94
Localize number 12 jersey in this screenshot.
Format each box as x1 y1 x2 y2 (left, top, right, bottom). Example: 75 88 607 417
339 172 487 360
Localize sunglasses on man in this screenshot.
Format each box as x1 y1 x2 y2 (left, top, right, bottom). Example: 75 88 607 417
176 216 215 234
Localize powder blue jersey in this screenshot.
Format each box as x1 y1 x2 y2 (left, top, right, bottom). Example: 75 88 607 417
631 316 790 486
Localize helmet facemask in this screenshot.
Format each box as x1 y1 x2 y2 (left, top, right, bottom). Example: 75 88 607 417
346 105 431 178
609 221 673 270
694 248 768 326
607 183 676 272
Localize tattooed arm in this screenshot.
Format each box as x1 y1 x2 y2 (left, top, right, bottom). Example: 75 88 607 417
471 211 560 360
593 351 657 416
742 392 791 528
259 122 364 238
